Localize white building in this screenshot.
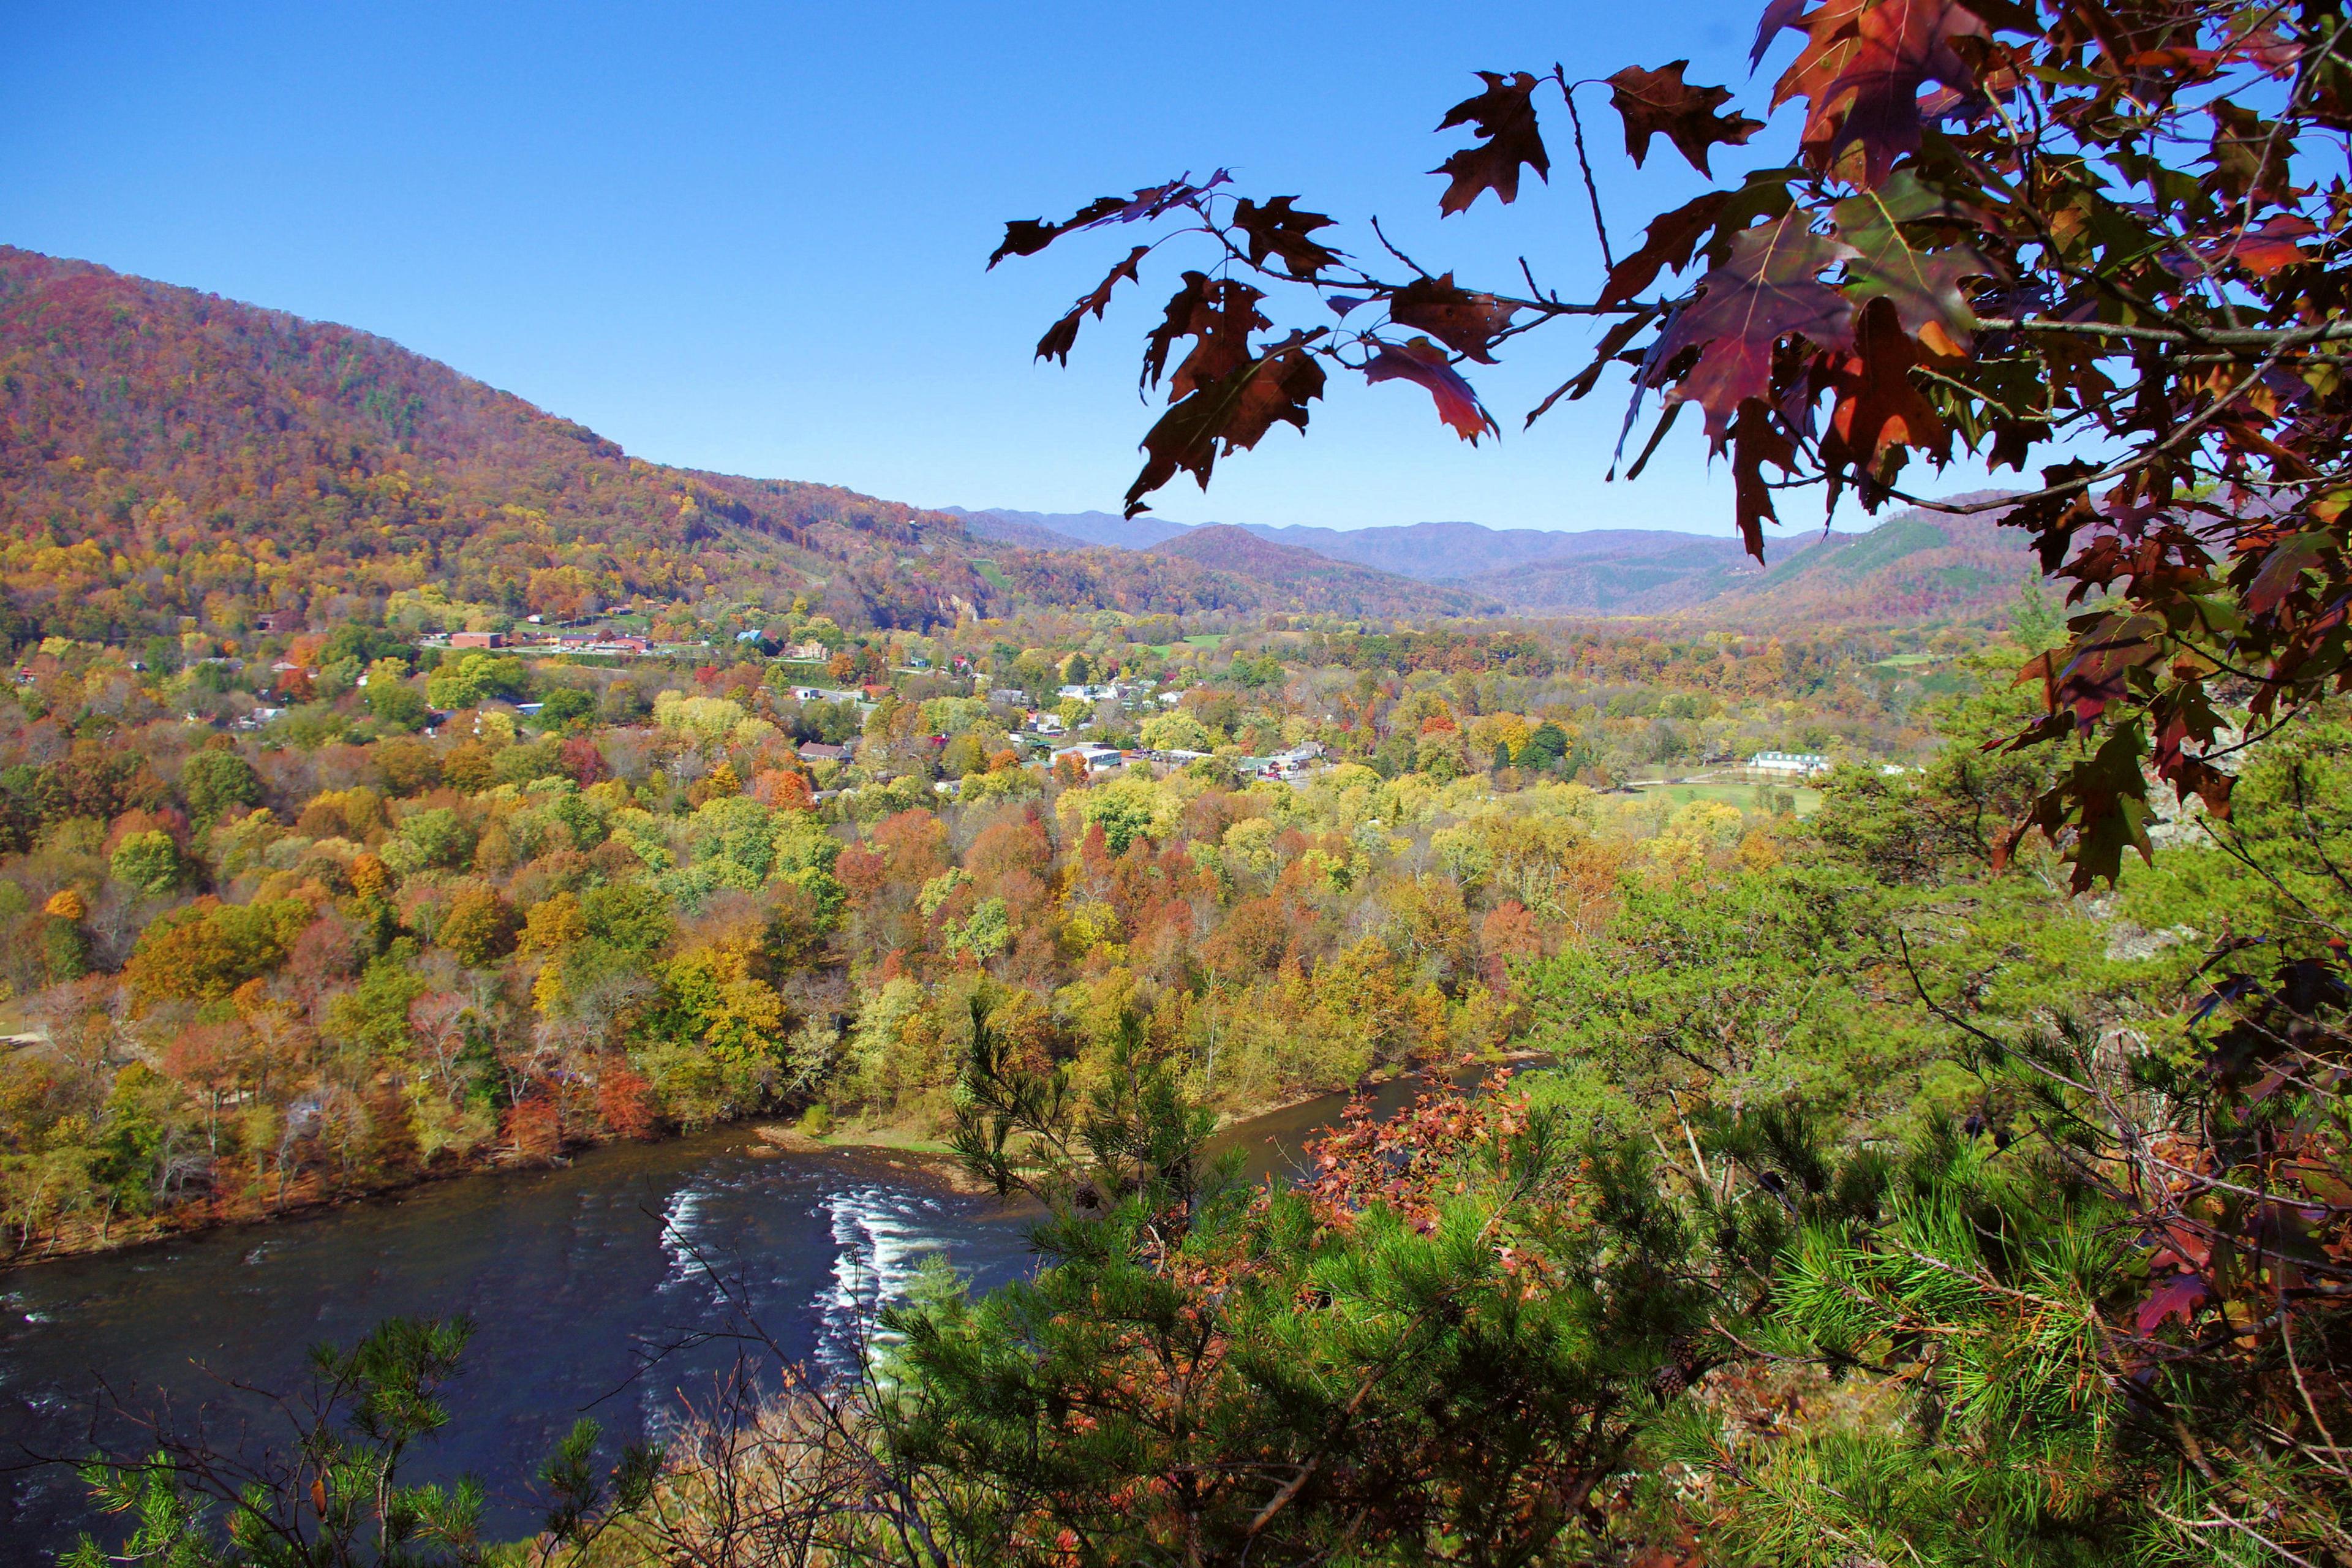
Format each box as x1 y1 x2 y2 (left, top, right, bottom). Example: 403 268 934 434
1050 743 1128 774
1749 750 1830 778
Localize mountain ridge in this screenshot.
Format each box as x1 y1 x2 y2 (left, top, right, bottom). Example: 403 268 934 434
0 247 1478 635
942 503 2038 626
1145 524 1503 618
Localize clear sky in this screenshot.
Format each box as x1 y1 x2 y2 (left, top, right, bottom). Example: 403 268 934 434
2 1 1998 537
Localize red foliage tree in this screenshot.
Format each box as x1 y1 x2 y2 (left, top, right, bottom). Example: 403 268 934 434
997 0 2352 888
558 736 609 787
503 1093 564 1164
595 1067 661 1140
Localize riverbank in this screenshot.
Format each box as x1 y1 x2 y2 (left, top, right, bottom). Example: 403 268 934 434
780 1050 1550 1188
748 1123 1001 1196
2 1052 1546 1270
0 1131 624 1270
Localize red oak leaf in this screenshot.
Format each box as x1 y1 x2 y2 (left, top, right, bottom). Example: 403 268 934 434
1389 273 1518 363
2243 530 2331 617
1752 0 1811 67
2204 214 2318 278
1774 0 1984 189
991 197 1126 270
1657 211 1860 439
1730 399 1798 557
1142 273 1270 398
1527 311 1656 428
1817 299 1950 472
989 172 1231 268
1607 61 1763 176
1231 197 1343 279
1602 174 1800 304
2135 1273 2210 1336
1126 333 1327 516
1602 193 1733 306
1364 337 1499 442
1035 246 1150 366
1433 72 1551 216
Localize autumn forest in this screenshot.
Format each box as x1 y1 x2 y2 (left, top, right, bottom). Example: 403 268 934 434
12 0 2352 1561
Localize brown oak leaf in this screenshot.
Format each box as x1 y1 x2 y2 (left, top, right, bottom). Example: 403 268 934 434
1126 333 1328 516
1141 273 1270 398
1232 197 1343 279
1730 399 1798 558
1389 273 1518 363
989 172 1230 268
1607 61 1763 176
1527 311 1657 428
1035 246 1150 366
1601 193 1732 306
1433 72 1551 216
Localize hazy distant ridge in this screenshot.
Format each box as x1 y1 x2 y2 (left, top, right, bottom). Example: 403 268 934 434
944 502 2038 626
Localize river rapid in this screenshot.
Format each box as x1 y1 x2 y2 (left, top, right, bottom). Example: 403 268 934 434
0 1080 1424 1556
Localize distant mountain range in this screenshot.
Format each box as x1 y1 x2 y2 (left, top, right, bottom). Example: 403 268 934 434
1147 525 1501 617
0 241 2037 641
945 503 2038 625
942 507 1186 552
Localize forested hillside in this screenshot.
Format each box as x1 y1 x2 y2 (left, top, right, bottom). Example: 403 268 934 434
0 248 1025 635
0 247 1460 641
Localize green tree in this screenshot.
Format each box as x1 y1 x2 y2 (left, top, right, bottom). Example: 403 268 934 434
423 654 528 710
1138 710 1214 753
109 831 184 895
179 749 262 832
385 809 473 874
365 681 430 733
867 1007 1797 1565
535 686 595 730
1518 721 1567 772
327 947 429 1060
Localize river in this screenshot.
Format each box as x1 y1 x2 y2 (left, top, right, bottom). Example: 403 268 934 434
0 1079 1427 1557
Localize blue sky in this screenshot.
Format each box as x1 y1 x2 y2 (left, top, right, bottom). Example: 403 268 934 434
2 1 1999 537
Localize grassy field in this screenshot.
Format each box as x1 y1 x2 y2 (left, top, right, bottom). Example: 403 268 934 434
1148 633 1231 656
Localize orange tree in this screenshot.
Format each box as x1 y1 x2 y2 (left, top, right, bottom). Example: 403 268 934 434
996 0 2352 891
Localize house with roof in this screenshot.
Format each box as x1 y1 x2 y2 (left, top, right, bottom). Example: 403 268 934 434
1050 742 1128 775
1748 750 1830 778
